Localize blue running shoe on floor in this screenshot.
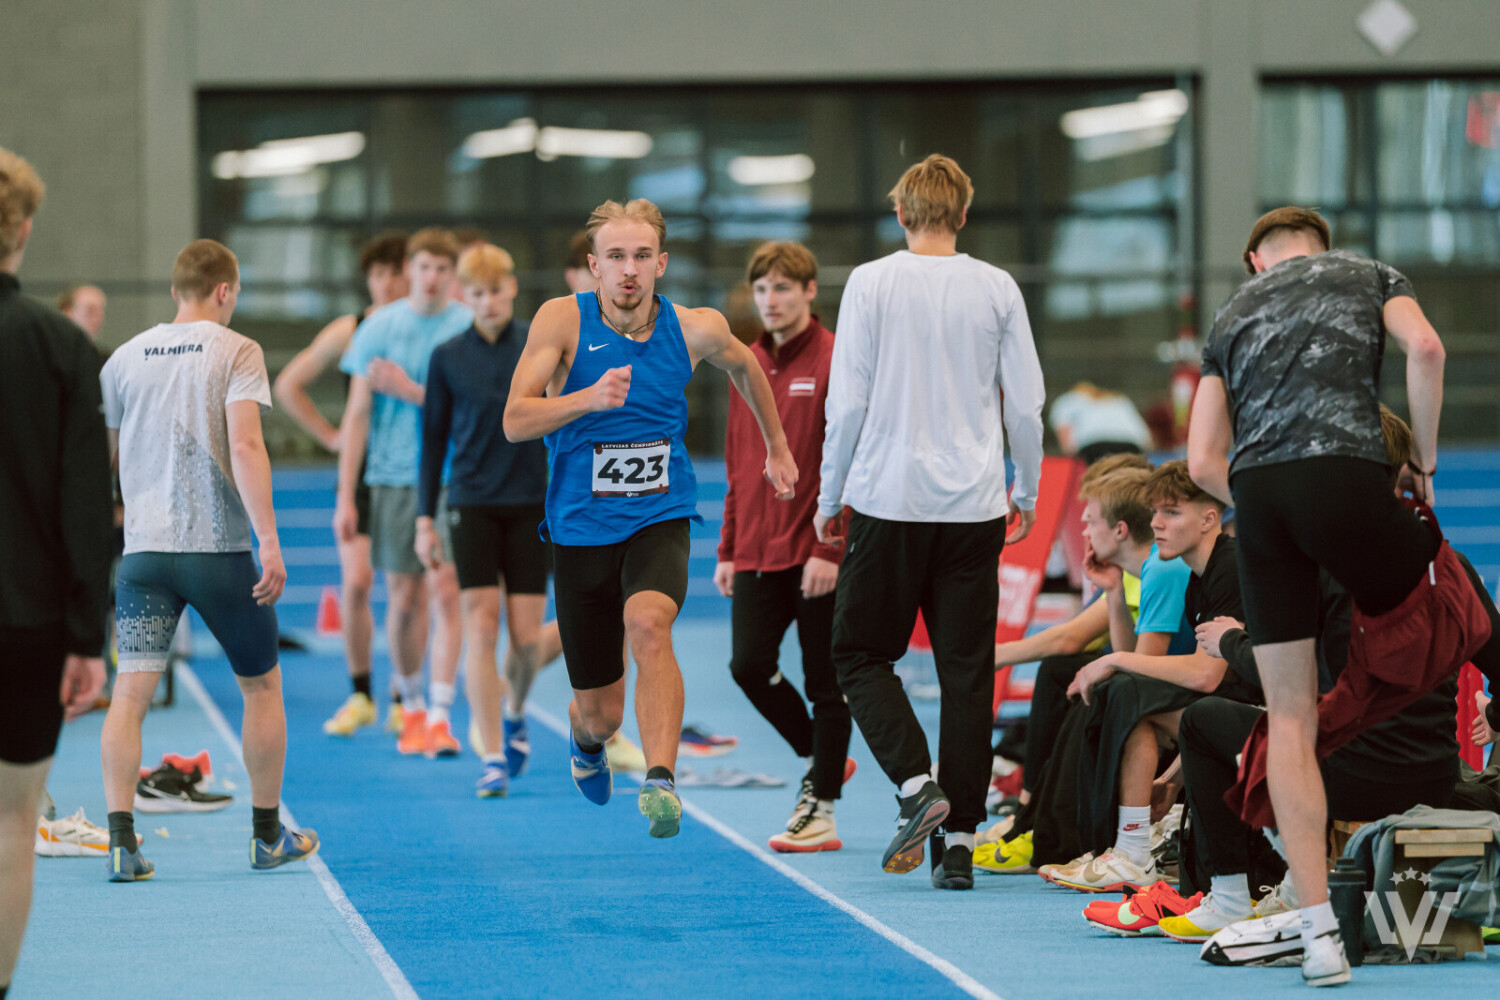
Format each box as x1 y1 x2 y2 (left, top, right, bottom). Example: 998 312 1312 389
107 847 154 883
251 825 320 870
638 777 682 839
476 760 509 798
503 716 530 777
569 730 612 805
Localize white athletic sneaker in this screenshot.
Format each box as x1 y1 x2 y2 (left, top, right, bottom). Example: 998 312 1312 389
1150 804 1184 850
1200 908 1304 968
1255 878 1300 917
1301 930 1352 987
604 732 647 773
36 808 137 857
768 803 841 854
1053 851 1157 893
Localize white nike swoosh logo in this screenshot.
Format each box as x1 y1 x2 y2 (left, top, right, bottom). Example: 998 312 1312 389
588 343 607 351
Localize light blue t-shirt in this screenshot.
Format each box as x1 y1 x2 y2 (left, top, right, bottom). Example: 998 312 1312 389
341 299 473 487
1136 543 1196 655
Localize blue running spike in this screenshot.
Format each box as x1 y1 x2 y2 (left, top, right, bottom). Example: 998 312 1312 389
251 825 320 870
503 716 530 777
569 730 612 805
638 778 681 839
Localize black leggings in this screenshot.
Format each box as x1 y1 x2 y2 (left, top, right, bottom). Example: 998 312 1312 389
1231 457 1438 645
1022 652 1099 794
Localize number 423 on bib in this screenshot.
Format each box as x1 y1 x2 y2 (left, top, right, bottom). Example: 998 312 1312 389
592 439 671 498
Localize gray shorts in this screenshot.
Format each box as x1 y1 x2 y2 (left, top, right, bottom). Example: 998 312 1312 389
369 485 451 575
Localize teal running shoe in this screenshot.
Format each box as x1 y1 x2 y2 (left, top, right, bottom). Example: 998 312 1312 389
569 731 612 805
250 825 319 870
107 846 154 883
503 716 530 777
476 760 509 798
638 777 681 839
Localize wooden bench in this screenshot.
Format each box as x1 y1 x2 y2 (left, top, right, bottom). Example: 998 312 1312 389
1388 828 1491 960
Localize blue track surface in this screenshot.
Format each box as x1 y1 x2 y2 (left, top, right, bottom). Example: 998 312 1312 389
23 457 1498 998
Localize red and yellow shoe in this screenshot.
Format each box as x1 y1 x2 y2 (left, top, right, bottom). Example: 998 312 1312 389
425 718 461 759
397 709 428 756
1083 880 1202 937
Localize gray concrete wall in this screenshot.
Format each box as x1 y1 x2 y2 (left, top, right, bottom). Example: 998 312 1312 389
5 0 1498 345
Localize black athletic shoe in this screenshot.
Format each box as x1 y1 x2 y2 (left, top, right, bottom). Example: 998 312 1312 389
134 763 233 813
882 780 950 874
929 832 975 890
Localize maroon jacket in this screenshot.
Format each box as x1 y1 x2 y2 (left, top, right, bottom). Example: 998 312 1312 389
1227 507 1492 828
718 318 843 573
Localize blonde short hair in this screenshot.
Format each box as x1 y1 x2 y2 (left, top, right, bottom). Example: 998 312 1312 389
1079 467 1155 545
0 146 45 260
172 239 239 301
889 154 973 234
457 243 516 287
586 199 666 252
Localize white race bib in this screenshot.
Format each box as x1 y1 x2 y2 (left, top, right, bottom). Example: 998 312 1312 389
591 439 670 497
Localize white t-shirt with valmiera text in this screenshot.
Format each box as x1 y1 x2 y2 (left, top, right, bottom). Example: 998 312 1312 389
101 321 272 553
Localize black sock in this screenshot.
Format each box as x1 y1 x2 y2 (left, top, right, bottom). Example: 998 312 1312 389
391 689 403 705
253 806 281 844
576 735 603 754
108 810 136 853
646 765 674 784
352 674 372 698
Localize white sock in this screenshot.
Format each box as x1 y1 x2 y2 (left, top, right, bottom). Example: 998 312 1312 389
397 673 426 711
815 799 835 818
1300 900 1338 945
482 752 505 766
899 775 929 798
945 832 974 851
504 702 526 722
428 681 455 725
1114 805 1152 867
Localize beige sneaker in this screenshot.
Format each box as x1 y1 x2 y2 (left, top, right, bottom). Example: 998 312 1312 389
605 732 647 772
1038 851 1093 884
1053 851 1157 893
323 693 376 737
384 701 404 735
1253 878 1299 917
977 815 1016 847
769 802 841 853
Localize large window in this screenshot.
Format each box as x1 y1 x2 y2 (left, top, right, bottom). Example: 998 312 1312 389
200 81 1195 457
1262 78 1500 439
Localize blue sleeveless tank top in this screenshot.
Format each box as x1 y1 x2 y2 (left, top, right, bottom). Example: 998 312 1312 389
540 292 702 545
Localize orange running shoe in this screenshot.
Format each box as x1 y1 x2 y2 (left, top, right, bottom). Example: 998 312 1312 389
397 709 428 756
425 718 461 759
1082 880 1202 937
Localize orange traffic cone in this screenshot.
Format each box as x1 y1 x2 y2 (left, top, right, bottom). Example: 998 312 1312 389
316 585 342 636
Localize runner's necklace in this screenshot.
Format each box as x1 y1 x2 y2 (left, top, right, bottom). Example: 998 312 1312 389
595 291 657 340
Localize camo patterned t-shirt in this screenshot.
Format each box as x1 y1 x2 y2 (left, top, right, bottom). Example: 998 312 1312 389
1201 250 1414 477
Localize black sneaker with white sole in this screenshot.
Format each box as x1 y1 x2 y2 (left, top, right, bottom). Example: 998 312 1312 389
882 780 950 874
929 832 974 890
134 763 233 813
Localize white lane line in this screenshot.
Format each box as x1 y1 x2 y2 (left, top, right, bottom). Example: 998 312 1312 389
176 664 420 1000
526 705 1003 1000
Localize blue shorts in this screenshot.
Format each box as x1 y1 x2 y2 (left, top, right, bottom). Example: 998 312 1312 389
116 552 279 678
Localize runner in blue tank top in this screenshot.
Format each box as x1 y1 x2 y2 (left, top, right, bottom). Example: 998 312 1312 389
505 199 798 838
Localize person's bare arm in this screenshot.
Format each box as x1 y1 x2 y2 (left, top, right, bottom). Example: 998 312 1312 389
994 597 1109 667
683 306 796 498
334 376 372 543
227 400 286 605
1186 376 1234 507
1133 631 1172 657
1100 649 1227 692
108 428 119 472
367 358 425 406
504 297 627 442
1106 586 1139 656
1384 296 1445 503
272 314 356 452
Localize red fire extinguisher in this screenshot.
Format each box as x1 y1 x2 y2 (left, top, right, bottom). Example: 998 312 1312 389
1170 293 1199 445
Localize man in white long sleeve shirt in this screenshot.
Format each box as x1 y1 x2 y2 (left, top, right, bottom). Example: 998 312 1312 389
814 154 1045 890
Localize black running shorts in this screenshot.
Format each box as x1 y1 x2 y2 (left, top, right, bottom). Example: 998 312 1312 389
1231 456 1438 646
0 624 67 764
448 504 549 594
551 518 691 691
